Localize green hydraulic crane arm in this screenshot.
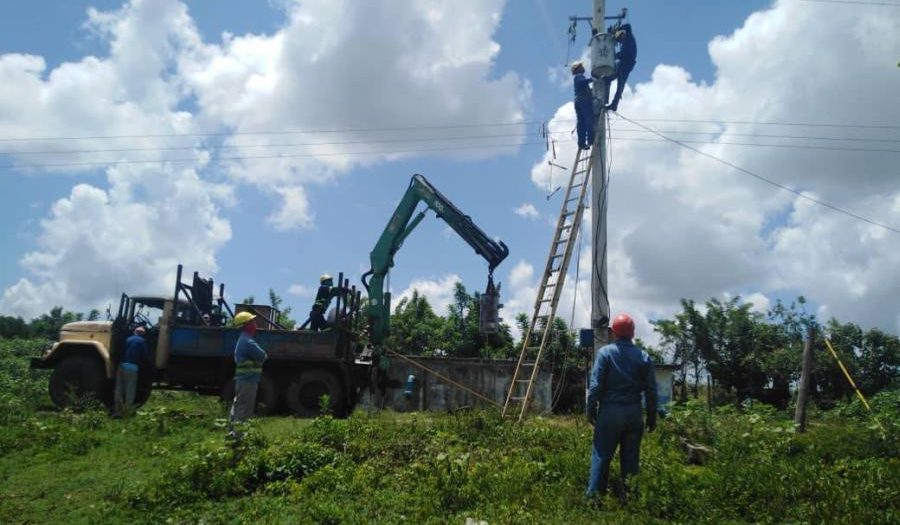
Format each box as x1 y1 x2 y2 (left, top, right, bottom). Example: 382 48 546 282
361 174 509 346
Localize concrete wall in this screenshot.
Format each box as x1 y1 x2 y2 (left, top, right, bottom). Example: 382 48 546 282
360 356 553 413
655 366 676 410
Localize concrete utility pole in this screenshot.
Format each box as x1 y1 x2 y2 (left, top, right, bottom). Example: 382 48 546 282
794 324 816 432
590 0 611 353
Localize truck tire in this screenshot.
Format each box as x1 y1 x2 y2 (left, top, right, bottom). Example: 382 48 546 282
49 356 106 409
219 374 280 415
285 370 346 418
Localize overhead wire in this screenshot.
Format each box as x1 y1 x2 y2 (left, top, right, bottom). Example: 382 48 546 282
798 0 900 6
4 132 554 156
614 112 900 235
7 129 900 170
0 115 896 145
553 116 900 130
0 140 548 170
0 120 539 143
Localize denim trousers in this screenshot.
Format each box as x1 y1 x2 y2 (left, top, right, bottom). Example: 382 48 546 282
586 401 644 495
229 378 259 427
575 101 595 148
114 365 138 417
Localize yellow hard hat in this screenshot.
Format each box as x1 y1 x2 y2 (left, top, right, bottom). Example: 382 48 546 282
320 274 333 284
570 61 585 74
233 311 256 327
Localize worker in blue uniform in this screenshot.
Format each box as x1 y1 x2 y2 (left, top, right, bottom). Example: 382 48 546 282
571 61 596 150
586 313 657 502
114 325 150 417
604 23 637 112
229 311 268 434
308 274 337 331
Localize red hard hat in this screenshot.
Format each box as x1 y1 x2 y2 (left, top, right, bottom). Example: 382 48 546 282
611 313 635 339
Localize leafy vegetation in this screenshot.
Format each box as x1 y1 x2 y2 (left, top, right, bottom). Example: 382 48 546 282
1 338 898 524
388 282 517 358
655 297 900 407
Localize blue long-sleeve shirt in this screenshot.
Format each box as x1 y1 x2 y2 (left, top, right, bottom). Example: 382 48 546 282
573 73 593 104
615 24 637 66
587 339 657 416
122 335 150 366
234 332 267 382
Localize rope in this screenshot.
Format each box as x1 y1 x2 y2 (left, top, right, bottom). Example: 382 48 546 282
383 348 500 407
823 338 886 432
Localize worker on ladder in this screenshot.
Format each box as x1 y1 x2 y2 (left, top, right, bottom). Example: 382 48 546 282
585 313 657 503
571 61 596 150
604 24 637 112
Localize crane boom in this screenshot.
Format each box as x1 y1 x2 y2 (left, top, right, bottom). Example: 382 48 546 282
362 174 509 346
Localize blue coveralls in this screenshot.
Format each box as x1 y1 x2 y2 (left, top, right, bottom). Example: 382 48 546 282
115 334 150 417
604 24 637 112
309 284 334 331
573 72 595 149
230 331 267 426
585 338 657 495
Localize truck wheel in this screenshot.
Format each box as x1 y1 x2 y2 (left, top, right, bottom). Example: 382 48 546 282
286 370 346 418
219 374 281 415
49 356 105 409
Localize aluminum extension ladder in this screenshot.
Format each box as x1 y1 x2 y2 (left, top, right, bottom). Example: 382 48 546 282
502 146 593 421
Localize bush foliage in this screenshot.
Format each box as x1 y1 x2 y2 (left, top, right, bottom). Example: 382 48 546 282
1 339 897 524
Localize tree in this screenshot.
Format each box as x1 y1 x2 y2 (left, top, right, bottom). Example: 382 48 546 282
0 316 31 339
29 307 83 340
387 291 445 355
654 294 900 408
268 289 296 329
439 281 514 358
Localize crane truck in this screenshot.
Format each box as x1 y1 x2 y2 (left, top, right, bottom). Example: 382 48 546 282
30 174 509 416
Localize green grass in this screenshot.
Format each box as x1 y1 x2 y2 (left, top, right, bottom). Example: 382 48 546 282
1 339 898 524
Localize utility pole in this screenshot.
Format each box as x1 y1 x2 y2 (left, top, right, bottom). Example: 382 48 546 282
794 324 816 432
590 0 612 354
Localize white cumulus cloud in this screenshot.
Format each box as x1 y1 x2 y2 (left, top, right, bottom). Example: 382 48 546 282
514 203 540 220
517 0 900 342
0 0 530 317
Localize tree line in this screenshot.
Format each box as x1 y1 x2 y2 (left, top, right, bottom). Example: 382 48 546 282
655 296 900 407
3 287 897 407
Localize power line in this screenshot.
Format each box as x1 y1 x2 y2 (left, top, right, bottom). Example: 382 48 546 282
614 112 900 235
606 128 900 144
3 132 545 156
1 115 896 144
9 127 900 158
0 120 538 143
555 116 900 130
607 136 900 154
799 0 900 6
6 132 900 170
0 140 546 170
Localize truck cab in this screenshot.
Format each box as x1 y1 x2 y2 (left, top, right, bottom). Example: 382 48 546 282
30 293 177 408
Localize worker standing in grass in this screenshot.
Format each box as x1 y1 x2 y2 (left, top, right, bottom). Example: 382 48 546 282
571 61 596 150
229 311 267 434
586 313 657 502
604 24 637 112
114 325 149 418
308 274 337 331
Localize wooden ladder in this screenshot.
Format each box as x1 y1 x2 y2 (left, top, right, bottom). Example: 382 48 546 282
502 146 593 421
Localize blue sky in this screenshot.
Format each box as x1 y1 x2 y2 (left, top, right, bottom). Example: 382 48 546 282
1 0 897 340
